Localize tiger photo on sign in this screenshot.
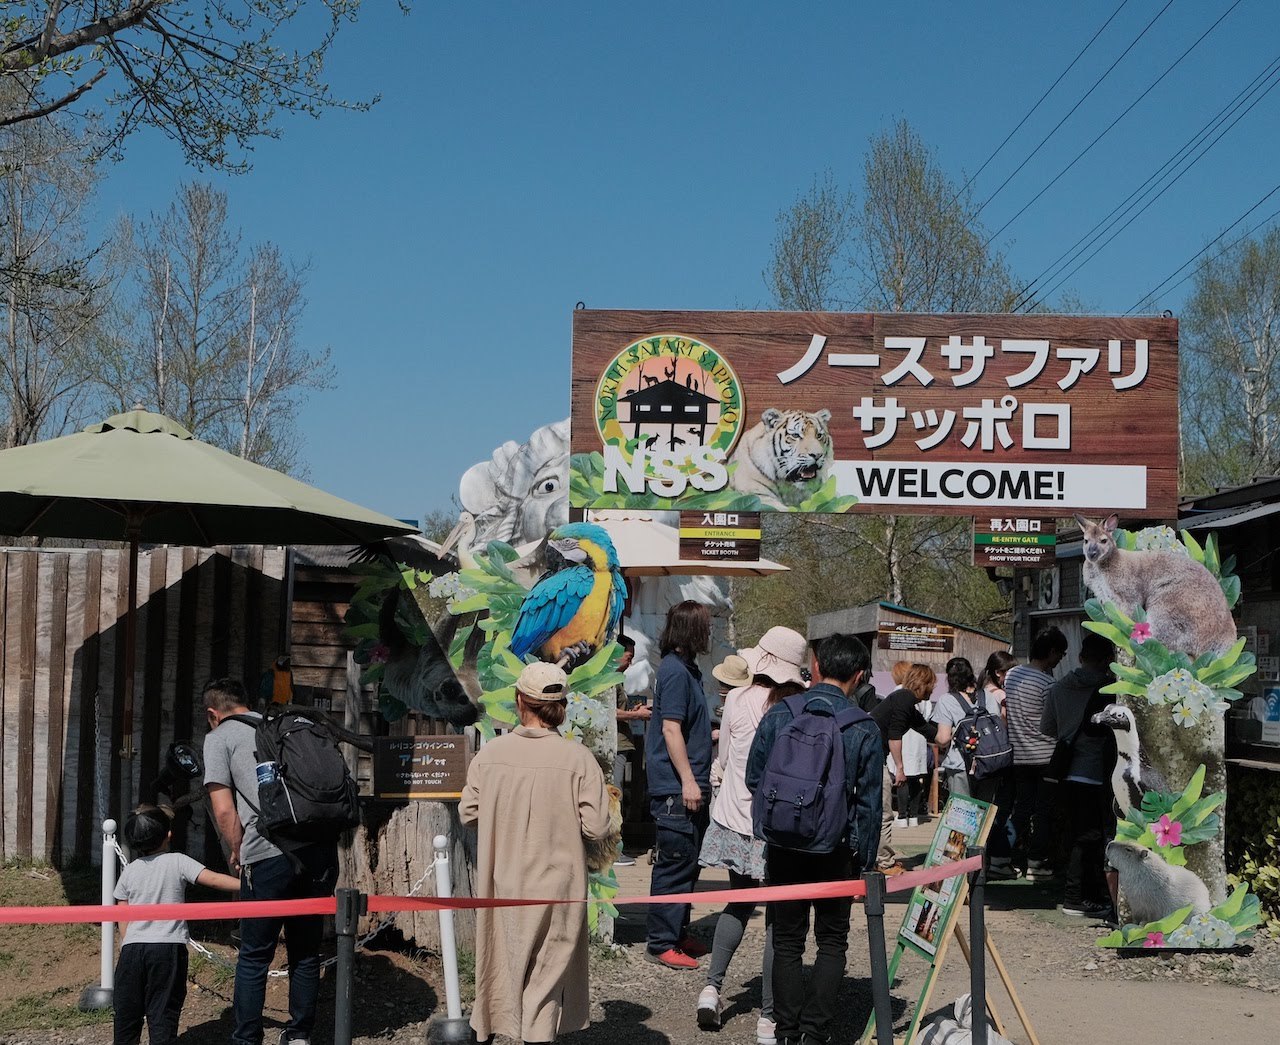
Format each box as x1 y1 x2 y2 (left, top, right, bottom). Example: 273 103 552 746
728 407 834 509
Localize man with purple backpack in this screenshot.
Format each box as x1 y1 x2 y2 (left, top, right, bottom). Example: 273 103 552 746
745 634 884 1045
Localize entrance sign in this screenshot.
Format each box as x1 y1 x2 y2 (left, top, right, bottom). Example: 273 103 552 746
972 516 1057 568
678 510 762 562
373 736 468 800
877 621 955 653
570 310 1177 516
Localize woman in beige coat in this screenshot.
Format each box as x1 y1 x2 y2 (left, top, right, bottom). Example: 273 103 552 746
461 661 612 1045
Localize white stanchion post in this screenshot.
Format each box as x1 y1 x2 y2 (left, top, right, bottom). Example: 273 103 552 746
434 834 463 1020
79 818 118 1010
426 833 470 1043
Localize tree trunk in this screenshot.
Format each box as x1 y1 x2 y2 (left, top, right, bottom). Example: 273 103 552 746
339 798 478 952
1130 700 1227 904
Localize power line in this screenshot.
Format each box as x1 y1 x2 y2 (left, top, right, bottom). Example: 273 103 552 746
1125 182 1280 312
975 0 1174 217
990 0 1244 243
1011 48 1280 310
1022 61 1280 311
954 0 1132 202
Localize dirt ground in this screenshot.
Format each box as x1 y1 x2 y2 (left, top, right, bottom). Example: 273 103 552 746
2 821 1278 1045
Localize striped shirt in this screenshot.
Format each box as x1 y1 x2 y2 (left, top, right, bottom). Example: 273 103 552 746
1003 664 1057 766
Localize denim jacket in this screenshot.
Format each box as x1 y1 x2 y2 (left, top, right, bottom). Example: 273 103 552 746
744 682 885 870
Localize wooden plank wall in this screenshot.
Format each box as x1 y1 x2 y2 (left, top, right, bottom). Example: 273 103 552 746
0 546 287 866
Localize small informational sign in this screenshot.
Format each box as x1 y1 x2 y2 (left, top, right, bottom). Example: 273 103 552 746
877 620 955 653
1262 689 1280 746
972 516 1057 568
1258 656 1279 683
897 795 993 960
678 510 762 562
373 736 468 800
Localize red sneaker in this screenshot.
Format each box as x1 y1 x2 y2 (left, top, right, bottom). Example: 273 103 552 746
678 935 710 958
644 947 699 970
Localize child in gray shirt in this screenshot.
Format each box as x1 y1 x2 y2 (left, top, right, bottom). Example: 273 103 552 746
113 806 239 1045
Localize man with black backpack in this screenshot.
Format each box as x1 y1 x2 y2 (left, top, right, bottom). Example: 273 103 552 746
745 634 883 1045
203 678 344 1045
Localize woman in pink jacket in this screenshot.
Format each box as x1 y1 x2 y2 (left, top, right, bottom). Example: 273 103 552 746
695 627 809 1045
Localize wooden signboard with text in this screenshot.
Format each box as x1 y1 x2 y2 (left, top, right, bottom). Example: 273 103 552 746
678 510 762 562
373 736 469 800
972 516 1058 568
570 311 1177 516
877 620 955 653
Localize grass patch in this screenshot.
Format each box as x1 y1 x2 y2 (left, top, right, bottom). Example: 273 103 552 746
189 951 236 991
0 988 113 1032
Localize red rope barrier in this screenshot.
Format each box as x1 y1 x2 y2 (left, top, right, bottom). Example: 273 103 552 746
0 856 983 925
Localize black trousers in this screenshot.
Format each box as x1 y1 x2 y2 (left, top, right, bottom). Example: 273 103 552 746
1060 781 1114 905
766 846 857 1045
114 942 188 1045
1010 765 1056 865
972 770 1013 861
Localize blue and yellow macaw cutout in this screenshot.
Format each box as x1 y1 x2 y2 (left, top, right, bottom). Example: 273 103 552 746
509 522 627 668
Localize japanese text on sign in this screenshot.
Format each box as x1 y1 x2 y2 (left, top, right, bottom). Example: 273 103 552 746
570 311 1178 516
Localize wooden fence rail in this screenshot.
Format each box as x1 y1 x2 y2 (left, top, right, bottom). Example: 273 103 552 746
0 546 287 866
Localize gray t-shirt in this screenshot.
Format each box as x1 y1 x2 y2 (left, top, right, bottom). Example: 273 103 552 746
203 714 283 865
931 691 973 773
114 851 205 944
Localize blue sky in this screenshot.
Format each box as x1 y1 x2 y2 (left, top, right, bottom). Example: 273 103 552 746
89 1 1280 520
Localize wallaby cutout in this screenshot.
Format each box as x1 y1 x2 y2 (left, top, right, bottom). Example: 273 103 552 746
1076 515 1237 658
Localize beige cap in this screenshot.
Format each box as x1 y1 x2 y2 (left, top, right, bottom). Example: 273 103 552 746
516 661 569 701
712 654 752 689
740 626 809 687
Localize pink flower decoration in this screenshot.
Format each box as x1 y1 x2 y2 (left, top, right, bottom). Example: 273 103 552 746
1130 622 1153 644
1144 932 1165 948
1153 814 1182 848
370 643 391 665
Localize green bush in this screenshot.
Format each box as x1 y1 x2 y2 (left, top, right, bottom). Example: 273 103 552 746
1226 766 1280 936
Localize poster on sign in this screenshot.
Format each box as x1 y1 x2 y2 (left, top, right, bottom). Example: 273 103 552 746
569 310 1177 516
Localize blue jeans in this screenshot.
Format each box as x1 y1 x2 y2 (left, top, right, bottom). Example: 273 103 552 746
233 844 339 1045
646 795 709 953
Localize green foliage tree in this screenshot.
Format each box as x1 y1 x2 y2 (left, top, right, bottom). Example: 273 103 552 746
1180 228 1280 494
748 120 1014 634
0 1 391 171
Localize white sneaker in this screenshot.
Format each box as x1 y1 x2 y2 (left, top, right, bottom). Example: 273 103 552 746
697 985 722 1030
756 1015 777 1044
893 817 908 828
907 817 919 828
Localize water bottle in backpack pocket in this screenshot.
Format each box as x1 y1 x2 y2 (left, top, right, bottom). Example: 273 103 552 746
230 711 359 843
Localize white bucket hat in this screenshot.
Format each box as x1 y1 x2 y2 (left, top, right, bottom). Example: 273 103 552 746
740 626 809 687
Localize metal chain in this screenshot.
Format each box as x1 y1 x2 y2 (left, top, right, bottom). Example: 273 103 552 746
109 842 438 978
94 687 107 829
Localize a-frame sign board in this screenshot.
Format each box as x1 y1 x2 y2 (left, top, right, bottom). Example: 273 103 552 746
860 795 1041 1045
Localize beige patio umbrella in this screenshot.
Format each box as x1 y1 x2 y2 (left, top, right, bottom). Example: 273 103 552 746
0 410 416 812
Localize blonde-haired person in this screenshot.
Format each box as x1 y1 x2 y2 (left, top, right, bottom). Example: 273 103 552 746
869 662 952 872
696 627 809 1045
462 662 611 1045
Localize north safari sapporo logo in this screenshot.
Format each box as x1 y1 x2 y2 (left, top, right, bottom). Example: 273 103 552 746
595 334 743 497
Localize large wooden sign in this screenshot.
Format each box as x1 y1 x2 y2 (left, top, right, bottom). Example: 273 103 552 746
570 310 1177 516
373 736 468 800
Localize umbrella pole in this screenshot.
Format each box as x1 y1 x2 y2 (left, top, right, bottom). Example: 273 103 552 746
118 524 140 818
